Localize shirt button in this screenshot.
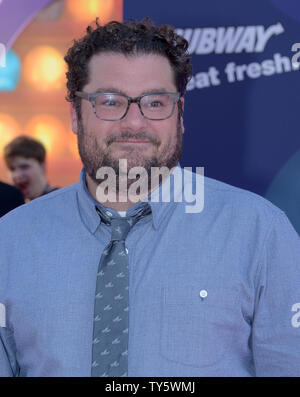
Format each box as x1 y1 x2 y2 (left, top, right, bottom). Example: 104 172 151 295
125 248 129 254
199 290 208 299
106 211 113 217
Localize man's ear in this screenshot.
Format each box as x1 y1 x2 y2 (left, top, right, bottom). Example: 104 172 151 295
70 102 78 135
180 97 185 134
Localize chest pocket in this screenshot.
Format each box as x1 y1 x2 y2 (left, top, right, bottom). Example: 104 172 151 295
160 283 240 368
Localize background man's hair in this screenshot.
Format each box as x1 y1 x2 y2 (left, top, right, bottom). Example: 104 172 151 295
4 135 46 168
64 17 192 119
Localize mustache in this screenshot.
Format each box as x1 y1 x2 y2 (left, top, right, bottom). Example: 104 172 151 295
105 132 160 146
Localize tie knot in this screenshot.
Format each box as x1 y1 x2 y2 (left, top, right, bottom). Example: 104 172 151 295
96 204 152 241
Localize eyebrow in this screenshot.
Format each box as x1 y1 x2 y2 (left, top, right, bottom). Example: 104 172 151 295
93 87 172 96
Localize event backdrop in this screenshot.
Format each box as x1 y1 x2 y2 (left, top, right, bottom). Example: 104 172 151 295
0 0 299 232
0 0 123 187
124 0 300 233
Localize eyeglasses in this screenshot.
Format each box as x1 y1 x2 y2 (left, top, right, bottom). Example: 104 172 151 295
75 91 181 121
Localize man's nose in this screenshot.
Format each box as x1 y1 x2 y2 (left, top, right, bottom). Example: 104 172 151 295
11 169 23 182
120 102 147 129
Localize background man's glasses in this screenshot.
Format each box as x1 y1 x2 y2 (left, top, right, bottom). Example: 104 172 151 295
75 91 181 121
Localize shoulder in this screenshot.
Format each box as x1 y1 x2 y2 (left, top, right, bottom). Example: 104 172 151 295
180 168 283 217
179 169 290 237
0 183 78 233
183 173 299 264
204 175 281 216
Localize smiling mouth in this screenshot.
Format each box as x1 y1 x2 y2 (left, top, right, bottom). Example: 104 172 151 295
17 181 29 192
113 140 151 144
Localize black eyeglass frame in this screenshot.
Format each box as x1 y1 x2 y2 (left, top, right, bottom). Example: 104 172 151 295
75 91 181 121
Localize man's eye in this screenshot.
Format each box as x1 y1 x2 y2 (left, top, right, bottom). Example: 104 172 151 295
149 101 163 107
97 95 122 107
103 99 118 106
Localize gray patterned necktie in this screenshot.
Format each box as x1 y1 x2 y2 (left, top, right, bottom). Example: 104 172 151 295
91 203 151 377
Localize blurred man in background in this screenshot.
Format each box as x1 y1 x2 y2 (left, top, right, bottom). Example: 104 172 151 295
0 181 24 217
3 135 58 201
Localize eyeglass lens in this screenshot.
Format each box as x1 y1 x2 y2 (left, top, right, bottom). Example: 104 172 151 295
93 93 176 120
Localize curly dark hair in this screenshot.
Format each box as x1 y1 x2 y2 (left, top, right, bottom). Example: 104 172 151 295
64 17 192 118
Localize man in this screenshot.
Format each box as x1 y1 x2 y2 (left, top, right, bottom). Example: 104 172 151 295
0 181 24 218
0 18 300 377
3 135 58 201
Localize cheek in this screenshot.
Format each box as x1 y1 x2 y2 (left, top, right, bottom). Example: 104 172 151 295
26 169 36 181
160 120 178 144
81 103 103 132
81 113 104 139
11 172 18 182
89 123 115 147
11 169 23 179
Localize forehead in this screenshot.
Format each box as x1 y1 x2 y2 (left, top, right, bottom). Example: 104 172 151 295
84 52 176 95
9 156 40 168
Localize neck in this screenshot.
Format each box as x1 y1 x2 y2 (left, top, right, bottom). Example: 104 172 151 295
29 178 48 201
85 170 172 211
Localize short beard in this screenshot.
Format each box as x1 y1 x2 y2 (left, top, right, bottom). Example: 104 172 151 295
77 115 183 193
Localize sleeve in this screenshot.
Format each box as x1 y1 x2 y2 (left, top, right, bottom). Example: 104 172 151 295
0 218 20 377
252 210 300 376
0 328 19 377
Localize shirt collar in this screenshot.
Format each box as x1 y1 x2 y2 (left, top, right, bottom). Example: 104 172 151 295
76 168 101 234
75 164 184 234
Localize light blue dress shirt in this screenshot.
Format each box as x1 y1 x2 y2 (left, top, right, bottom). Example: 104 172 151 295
1 166 300 377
